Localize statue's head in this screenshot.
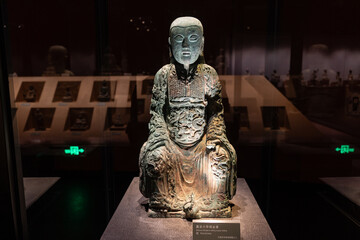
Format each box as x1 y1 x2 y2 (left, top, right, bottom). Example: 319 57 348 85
169 17 204 66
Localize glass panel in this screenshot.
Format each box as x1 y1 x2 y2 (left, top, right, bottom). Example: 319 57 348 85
3 0 360 239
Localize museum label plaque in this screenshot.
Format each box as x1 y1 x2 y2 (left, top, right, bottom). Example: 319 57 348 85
193 219 240 240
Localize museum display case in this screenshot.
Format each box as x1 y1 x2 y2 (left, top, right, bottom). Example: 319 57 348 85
1 0 360 239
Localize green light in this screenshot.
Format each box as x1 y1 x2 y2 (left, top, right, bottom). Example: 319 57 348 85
64 146 85 156
335 145 355 154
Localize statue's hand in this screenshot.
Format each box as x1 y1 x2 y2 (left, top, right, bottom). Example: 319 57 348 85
183 194 199 218
206 139 222 154
146 146 169 177
206 139 228 161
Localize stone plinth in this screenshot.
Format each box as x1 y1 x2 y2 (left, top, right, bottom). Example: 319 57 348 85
101 177 276 240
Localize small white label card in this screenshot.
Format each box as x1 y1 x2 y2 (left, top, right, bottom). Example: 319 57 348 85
193 219 240 240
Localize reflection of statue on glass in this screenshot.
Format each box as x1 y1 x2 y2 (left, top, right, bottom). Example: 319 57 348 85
336 71 342 85
352 97 359 112
43 45 74 76
34 108 45 131
300 73 305 86
24 85 36 102
271 110 280 130
112 113 123 127
100 48 123 76
348 70 353 81
309 69 318 87
62 87 73 102
139 17 237 219
321 69 329 87
270 69 280 87
71 111 89 130
98 80 111 102
111 109 126 130
215 48 225 75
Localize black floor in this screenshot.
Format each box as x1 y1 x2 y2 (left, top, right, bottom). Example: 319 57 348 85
27 172 136 240
247 179 360 240
26 174 360 240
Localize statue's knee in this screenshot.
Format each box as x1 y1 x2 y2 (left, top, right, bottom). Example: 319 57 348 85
209 147 231 179
209 146 229 161
145 146 169 177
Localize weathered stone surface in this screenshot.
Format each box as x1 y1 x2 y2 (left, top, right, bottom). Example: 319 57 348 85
139 17 237 218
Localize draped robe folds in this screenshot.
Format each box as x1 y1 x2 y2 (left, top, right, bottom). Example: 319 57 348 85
139 63 237 218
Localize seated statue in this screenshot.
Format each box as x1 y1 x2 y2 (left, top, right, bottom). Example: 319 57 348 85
308 70 318 87
71 111 89 130
34 108 45 131
111 110 126 130
352 96 359 113
24 85 36 102
139 17 237 219
98 80 111 102
320 69 329 87
42 45 74 76
62 87 73 102
348 70 354 81
332 71 342 87
270 69 280 87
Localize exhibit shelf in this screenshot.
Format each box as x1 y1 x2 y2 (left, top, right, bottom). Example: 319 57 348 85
12 75 324 146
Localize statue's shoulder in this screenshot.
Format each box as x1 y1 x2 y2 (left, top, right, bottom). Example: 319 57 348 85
201 63 216 72
155 64 173 80
152 64 172 94
200 64 218 80
201 64 221 96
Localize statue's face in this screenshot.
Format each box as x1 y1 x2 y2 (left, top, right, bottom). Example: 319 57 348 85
169 26 203 65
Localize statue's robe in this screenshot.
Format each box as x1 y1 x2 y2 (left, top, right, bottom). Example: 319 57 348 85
139 62 237 218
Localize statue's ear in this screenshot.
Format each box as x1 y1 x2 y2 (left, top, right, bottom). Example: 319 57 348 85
168 37 171 46
201 36 205 51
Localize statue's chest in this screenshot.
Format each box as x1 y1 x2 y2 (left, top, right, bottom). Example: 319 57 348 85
166 66 208 148
168 67 205 100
